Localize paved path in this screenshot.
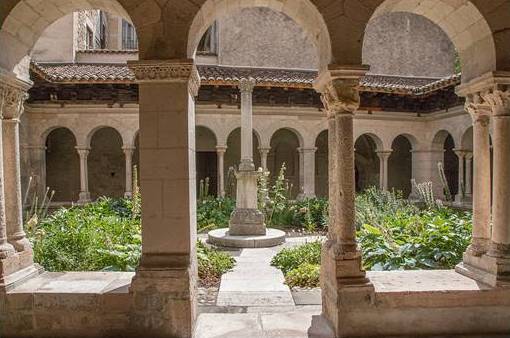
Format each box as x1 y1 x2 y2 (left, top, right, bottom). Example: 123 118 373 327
216 247 295 307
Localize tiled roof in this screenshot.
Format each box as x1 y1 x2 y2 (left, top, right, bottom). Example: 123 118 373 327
30 62 461 96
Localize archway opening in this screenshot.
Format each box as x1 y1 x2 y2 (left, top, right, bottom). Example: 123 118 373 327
269 129 300 198
355 135 380 192
196 126 218 197
315 130 328 198
389 135 413 197
45 128 80 202
225 128 261 197
88 127 125 200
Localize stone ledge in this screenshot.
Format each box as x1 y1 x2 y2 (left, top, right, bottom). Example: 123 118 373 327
208 228 286 248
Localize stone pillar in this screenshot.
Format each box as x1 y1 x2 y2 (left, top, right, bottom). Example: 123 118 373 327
455 76 510 287
259 147 270 171
298 147 317 198
465 152 473 198
229 78 265 236
485 90 510 260
216 145 227 197
315 66 374 336
376 150 391 191
1 83 30 253
123 146 135 198
454 149 466 203
127 59 199 337
0 70 40 290
76 147 91 204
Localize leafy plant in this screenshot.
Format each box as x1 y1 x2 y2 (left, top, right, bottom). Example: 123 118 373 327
197 241 235 287
285 263 320 288
271 241 321 274
196 197 235 232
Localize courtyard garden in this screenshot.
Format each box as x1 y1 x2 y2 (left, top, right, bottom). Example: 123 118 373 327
26 166 472 289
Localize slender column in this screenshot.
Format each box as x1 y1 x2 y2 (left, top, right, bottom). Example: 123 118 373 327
376 150 391 191
76 147 91 204
239 78 256 171
259 147 270 171
465 152 473 197
229 78 265 235
216 145 227 197
298 147 317 198
127 59 200 336
485 90 510 258
454 149 466 203
466 103 492 255
0 84 15 259
123 146 135 198
1 83 30 252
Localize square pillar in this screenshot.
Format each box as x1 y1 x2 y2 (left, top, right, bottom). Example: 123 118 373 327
314 65 374 336
127 60 199 337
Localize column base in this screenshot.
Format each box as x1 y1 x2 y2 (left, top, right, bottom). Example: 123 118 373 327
456 248 510 287
78 192 91 204
320 239 375 336
124 191 133 198
0 251 42 291
129 254 197 338
229 208 265 235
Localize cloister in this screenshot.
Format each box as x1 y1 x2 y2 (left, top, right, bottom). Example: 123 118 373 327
1 0 510 337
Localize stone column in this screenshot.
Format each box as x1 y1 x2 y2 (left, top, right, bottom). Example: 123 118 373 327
127 59 199 337
0 70 40 290
229 78 265 236
259 147 270 171
76 147 91 204
1 82 30 253
465 152 473 198
315 66 373 336
376 150 391 191
485 90 510 260
123 146 135 198
216 145 227 197
298 147 317 198
454 149 466 203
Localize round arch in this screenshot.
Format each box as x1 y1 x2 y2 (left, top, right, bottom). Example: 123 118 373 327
355 134 381 192
187 0 332 71
85 125 125 149
268 128 301 198
88 126 125 200
361 0 499 82
432 130 458 198
196 126 218 197
45 127 80 202
389 134 414 197
314 129 328 198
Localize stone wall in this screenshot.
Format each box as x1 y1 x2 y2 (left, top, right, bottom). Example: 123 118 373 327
363 12 456 77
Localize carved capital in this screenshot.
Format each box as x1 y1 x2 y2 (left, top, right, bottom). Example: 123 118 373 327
483 89 510 117
127 59 201 97
239 78 256 94
0 83 29 120
321 78 361 116
465 93 491 126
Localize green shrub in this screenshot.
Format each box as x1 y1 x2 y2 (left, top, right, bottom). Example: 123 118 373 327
197 241 235 286
285 263 320 288
197 197 235 232
28 198 235 286
271 241 321 274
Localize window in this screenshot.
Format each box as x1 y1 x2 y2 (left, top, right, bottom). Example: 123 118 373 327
122 20 138 50
97 11 107 49
197 22 218 55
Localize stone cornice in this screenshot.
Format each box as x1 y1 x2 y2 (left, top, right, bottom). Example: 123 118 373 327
127 59 201 97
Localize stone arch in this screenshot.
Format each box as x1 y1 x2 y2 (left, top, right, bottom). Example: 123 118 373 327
88 126 125 200
85 125 124 149
461 126 474 151
268 128 301 198
358 0 500 82
0 0 146 79
187 0 332 71
355 134 381 192
389 134 414 197
45 127 80 202
314 129 328 198
432 130 458 198
196 126 218 197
